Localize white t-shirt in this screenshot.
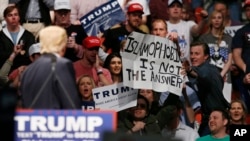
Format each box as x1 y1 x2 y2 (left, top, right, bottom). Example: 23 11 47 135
161 121 200 141
166 20 196 60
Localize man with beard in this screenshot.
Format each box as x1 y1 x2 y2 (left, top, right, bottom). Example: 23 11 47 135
53 0 87 62
102 3 145 54
73 36 113 87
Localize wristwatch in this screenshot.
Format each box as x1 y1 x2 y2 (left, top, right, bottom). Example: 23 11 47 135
97 68 103 75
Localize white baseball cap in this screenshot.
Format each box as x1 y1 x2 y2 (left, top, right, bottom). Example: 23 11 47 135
168 0 183 6
54 0 71 10
29 43 41 56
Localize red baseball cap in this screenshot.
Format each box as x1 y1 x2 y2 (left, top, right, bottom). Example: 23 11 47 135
82 36 101 49
127 3 144 14
244 0 250 8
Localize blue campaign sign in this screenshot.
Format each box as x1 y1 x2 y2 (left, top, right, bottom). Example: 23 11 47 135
14 110 117 141
80 0 126 36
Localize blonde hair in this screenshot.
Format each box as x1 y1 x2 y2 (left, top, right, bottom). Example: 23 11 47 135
207 11 225 47
151 19 168 31
39 26 67 54
77 75 96 101
77 75 96 89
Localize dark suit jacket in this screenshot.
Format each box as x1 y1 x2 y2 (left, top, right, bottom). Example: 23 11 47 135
20 53 81 109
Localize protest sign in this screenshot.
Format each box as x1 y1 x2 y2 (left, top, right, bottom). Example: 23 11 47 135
120 32 184 95
80 0 126 36
14 110 116 141
224 25 243 37
93 82 138 111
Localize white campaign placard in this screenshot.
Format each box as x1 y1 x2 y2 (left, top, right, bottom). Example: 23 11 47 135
93 82 138 111
120 32 184 95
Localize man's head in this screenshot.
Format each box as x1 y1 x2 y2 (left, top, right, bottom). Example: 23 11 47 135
126 3 143 29
209 108 229 135
82 36 101 64
151 19 168 37
244 0 250 9
167 0 183 20
39 26 67 56
244 0 250 20
190 41 210 67
214 1 229 20
3 5 20 27
54 0 71 27
29 43 41 62
181 4 191 21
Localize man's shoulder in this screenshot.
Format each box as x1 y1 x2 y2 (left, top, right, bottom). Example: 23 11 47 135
67 24 84 30
57 56 73 64
236 23 250 33
105 25 127 34
73 60 81 66
67 24 87 35
196 135 212 141
23 29 34 36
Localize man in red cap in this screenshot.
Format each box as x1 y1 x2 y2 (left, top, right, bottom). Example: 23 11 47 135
74 36 113 87
102 3 145 54
232 0 250 114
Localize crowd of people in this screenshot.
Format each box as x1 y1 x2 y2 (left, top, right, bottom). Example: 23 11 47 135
0 0 250 141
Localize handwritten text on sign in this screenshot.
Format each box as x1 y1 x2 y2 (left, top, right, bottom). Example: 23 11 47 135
121 32 183 95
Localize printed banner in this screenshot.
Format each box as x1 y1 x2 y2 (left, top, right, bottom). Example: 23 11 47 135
93 82 138 111
121 32 184 95
80 0 126 36
14 110 116 141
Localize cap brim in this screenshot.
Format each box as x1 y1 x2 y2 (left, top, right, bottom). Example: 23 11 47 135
128 10 144 14
168 1 183 7
86 46 100 49
54 8 71 10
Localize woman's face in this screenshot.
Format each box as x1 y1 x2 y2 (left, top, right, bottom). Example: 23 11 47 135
211 12 223 29
109 57 122 75
230 102 245 122
139 89 154 103
131 99 148 120
79 77 94 100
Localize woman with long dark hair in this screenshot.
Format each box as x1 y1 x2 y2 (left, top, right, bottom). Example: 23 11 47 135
103 53 123 83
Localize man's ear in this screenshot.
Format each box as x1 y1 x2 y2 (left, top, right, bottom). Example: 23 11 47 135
204 54 209 61
223 118 228 126
29 56 34 62
126 13 129 20
166 8 170 15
